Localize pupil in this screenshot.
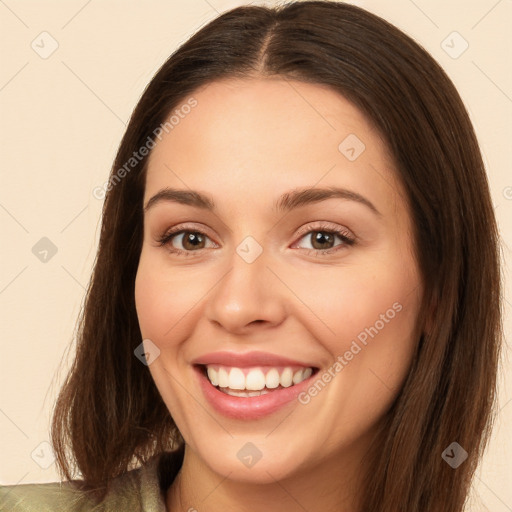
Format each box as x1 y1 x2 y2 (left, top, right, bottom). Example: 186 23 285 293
184 232 204 249
313 231 333 249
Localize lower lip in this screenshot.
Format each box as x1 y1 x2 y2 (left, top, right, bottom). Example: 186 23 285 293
195 365 316 420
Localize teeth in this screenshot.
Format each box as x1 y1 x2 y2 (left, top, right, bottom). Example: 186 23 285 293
246 368 266 390
265 368 280 389
228 368 246 390
204 365 314 391
280 367 293 387
218 367 229 388
292 368 303 384
207 367 218 386
221 388 271 397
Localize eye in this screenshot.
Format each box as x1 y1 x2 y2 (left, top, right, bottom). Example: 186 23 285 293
292 222 356 256
156 225 217 257
156 222 356 258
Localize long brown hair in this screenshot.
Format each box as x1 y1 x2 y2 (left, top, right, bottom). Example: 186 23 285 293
50 2 503 510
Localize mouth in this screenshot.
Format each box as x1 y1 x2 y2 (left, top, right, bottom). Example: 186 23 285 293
198 364 317 396
194 363 319 419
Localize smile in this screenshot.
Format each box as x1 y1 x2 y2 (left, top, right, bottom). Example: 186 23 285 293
204 365 314 396
192 352 320 419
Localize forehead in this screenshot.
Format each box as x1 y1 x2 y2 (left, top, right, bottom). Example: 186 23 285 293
144 77 405 220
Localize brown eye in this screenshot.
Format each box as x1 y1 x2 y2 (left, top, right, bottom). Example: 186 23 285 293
309 231 336 250
294 225 355 256
178 231 207 251
157 228 216 256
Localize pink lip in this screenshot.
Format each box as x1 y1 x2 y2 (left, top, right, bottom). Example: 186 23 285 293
193 364 318 420
192 350 315 368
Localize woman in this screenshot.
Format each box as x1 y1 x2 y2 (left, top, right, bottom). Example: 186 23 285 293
0 1 502 511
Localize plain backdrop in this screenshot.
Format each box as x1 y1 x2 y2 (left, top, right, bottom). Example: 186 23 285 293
0 0 511 510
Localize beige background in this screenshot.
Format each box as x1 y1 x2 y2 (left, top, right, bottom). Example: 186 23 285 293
0 0 510 509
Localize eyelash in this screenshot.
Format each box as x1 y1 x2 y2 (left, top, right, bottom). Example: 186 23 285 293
156 222 356 258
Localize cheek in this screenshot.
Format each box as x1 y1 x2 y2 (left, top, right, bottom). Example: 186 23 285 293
134 252 206 344
285 257 420 351
292 255 422 434
134 253 204 429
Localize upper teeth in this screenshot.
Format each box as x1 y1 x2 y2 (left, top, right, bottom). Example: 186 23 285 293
206 365 313 390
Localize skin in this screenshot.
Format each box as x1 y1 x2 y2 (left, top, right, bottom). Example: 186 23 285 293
134 77 424 512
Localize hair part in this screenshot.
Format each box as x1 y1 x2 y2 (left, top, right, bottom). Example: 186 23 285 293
50 2 503 510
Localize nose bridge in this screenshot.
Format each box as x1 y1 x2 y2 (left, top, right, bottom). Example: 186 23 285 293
205 236 286 332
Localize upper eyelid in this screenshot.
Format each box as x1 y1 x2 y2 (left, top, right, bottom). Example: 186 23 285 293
161 222 217 242
294 222 353 239
162 221 350 235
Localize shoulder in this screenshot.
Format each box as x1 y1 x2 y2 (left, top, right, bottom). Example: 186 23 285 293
0 446 184 512
0 480 95 512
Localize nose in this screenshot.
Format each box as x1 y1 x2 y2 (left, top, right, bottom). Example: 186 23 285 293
204 245 287 335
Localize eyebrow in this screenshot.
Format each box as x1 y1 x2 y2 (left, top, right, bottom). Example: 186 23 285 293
144 186 381 217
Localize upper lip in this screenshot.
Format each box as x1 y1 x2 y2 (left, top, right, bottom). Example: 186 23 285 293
192 351 317 368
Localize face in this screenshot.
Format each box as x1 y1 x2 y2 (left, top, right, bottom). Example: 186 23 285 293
135 77 423 485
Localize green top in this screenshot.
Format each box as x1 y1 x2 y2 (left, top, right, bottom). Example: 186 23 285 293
0 446 184 512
